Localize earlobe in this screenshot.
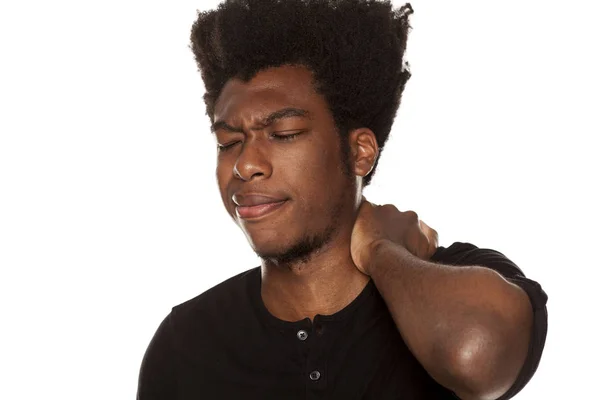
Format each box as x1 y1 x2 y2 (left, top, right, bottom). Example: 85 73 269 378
364 158 376 176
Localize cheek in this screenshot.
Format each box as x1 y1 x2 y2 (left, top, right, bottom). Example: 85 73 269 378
280 146 330 190
283 143 344 206
216 154 236 181
216 163 233 208
305 140 344 184
216 164 227 186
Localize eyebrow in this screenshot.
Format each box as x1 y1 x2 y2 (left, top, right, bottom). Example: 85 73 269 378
210 107 311 134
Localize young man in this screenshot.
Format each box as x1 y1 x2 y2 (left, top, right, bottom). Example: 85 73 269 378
137 1 548 399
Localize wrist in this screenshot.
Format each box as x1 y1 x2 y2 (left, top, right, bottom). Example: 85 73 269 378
366 239 415 277
362 238 392 275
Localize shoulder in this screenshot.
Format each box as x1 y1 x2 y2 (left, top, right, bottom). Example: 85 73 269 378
170 266 260 328
431 241 547 306
431 241 525 277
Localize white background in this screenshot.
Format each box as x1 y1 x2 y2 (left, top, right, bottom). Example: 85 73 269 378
1 0 598 398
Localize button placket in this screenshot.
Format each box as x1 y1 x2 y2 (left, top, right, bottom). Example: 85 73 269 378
305 325 329 392
315 324 324 336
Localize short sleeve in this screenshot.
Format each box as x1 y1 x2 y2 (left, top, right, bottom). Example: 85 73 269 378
137 311 177 400
430 242 548 400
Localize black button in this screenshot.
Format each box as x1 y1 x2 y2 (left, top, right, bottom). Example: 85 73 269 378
309 370 321 381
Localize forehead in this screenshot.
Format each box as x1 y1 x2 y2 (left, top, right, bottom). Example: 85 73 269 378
213 65 324 122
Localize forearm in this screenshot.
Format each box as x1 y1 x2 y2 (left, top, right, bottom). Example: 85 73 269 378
368 240 533 399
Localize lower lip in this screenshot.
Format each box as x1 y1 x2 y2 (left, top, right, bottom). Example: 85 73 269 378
236 200 287 220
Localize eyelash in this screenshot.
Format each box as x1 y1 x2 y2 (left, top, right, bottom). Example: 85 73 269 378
217 132 303 152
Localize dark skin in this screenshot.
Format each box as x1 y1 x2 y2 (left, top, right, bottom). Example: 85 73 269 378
212 64 533 400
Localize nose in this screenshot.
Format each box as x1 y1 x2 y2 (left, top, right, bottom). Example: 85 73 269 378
233 137 272 181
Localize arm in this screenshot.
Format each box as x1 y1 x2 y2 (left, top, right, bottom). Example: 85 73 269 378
349 200 541 399
367 240 533 400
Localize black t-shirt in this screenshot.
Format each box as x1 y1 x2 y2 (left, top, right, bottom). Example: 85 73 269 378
137 242 548 399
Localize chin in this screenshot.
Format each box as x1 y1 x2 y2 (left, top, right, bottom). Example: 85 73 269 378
252 229 332 266
251 243 294 264
245 230 289 254
246 231 303 263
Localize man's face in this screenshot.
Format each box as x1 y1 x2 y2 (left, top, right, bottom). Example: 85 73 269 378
212 64 358 265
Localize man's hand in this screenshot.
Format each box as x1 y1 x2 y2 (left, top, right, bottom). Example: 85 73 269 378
350 197 439 275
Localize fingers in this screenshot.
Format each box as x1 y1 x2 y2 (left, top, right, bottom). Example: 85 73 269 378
419 220 437 239
359 197 379 211
419 219 439 256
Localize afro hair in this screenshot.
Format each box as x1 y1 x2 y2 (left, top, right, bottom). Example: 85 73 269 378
190 0 413 186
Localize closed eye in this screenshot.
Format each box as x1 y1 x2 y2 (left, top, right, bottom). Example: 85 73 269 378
270 131 304 141
217 141 240 152
217 131 304 152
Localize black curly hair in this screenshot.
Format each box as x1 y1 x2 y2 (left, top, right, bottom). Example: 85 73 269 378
190 0 413 187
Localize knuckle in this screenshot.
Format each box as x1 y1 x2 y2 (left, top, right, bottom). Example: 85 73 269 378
380 204 398 216
405 210 418 222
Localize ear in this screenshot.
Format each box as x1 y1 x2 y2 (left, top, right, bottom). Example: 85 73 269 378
349 128 379 177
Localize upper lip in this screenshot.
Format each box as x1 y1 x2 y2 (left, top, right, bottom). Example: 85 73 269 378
232 193 288 207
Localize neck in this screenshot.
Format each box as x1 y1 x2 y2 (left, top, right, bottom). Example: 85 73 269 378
259 226 370 323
